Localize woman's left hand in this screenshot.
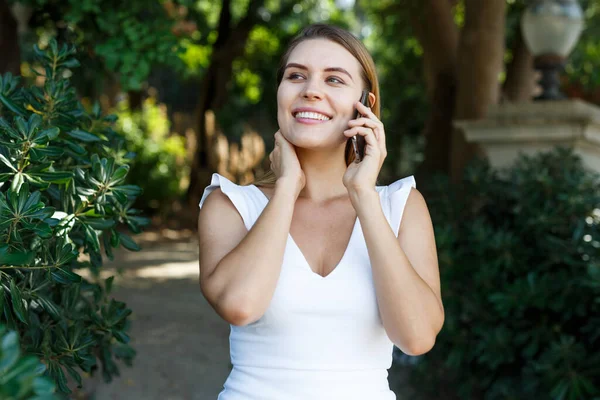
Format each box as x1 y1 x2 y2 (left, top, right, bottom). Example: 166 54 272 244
342 101 387 195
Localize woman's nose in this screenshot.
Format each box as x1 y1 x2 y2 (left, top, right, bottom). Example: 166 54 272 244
301 79 323 100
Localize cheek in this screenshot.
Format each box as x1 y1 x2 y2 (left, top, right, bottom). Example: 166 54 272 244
276 86 290 120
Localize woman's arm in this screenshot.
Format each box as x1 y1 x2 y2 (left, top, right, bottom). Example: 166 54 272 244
349 186 444 356
343 101 443 356
198 179 297 327
199 131 304 327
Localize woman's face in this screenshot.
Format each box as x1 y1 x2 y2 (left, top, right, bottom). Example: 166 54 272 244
277 38 365 151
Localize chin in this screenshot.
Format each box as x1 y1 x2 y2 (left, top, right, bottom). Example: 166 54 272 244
283 131 327 148
283 123 343 146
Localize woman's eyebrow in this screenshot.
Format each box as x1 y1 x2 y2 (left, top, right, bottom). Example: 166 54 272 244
284 63 354 82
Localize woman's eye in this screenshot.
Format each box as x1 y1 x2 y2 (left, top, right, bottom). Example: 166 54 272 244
327 76 344 84
287 73 304 80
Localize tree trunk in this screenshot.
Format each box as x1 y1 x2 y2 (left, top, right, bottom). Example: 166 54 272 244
451 0 506 180
128 90 144 111
503 25 536 103
186 0 265 208
0 0 20 75
410 0 459 182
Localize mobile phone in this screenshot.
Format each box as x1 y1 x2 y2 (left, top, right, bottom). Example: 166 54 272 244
351 90 370 163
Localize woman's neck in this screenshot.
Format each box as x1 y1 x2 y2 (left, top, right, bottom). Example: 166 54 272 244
295 146 348 203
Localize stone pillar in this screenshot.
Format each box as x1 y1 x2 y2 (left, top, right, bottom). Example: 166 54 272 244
454 99 600 172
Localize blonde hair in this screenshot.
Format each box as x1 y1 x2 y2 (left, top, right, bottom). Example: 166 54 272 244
253 23 381 187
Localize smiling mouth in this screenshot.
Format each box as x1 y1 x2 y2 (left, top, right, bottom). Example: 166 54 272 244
293 111 331 121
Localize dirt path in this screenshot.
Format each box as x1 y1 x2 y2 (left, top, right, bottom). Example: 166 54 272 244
78 230 232 400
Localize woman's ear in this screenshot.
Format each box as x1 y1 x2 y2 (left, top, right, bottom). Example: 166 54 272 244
368 92 376 108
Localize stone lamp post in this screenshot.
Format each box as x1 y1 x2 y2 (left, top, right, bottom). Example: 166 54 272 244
454 1 600 174
521 0 584 100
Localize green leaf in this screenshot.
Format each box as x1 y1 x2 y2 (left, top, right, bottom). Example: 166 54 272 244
0 330 20 371
10 171 24 192
0 153 17 172
110 165 129 184
67 129 101 142
53 362 70 394
63 140 86 155
0 245 35 266
33 127 60 143
105 276 114 295
85 218 116 230
0 172 15 182
63 363 82 388
0 355 40 384
111 189 127 204
29 171 73 184
110 229 120 248
32 375 56 394
118 233 140 251
112 330 130 344
51 268 82 284
32 223 52 238
29 146 65 159
61 58 80 69
26 114 42 137
9 280 28 325
84 224 101 253
36 295 61 321
0 93 25 116
0 117 20 139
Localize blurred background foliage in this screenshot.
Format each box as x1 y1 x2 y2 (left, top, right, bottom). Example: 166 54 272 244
409 147 600 399
113 95 188 216
5 0 600 215
1 0 600 397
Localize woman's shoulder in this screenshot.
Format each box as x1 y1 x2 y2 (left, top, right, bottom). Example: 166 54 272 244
199 173 257 207
199 173 269 230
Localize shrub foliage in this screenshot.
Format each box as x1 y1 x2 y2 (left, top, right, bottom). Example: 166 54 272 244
415 147 600 400
0 41 147 394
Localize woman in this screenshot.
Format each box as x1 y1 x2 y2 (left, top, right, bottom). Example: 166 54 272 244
197 24 444 400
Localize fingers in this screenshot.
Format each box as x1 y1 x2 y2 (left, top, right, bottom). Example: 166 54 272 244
349 104 386 150
274 130 282 146
344 124 379 141
355 101 377 120
347 117 378 130
343 126 379 148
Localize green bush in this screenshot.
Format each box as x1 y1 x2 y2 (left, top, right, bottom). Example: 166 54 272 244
0 41 147 394
413 147 600 400
114 96 188 213
0 324 59 400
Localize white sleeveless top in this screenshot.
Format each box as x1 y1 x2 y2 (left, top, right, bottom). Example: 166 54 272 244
199 173 416 400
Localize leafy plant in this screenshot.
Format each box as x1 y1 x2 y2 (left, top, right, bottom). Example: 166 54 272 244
15 0 185 91
0 40 148 394
412 147 600 400
114 96 188 213
0 324 59 400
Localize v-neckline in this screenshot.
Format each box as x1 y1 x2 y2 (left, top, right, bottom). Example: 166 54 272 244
250 184 358 280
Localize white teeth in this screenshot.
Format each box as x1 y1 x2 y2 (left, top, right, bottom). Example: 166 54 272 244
294 111 330 121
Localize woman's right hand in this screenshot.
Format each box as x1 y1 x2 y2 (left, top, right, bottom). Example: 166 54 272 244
269 130 305 198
